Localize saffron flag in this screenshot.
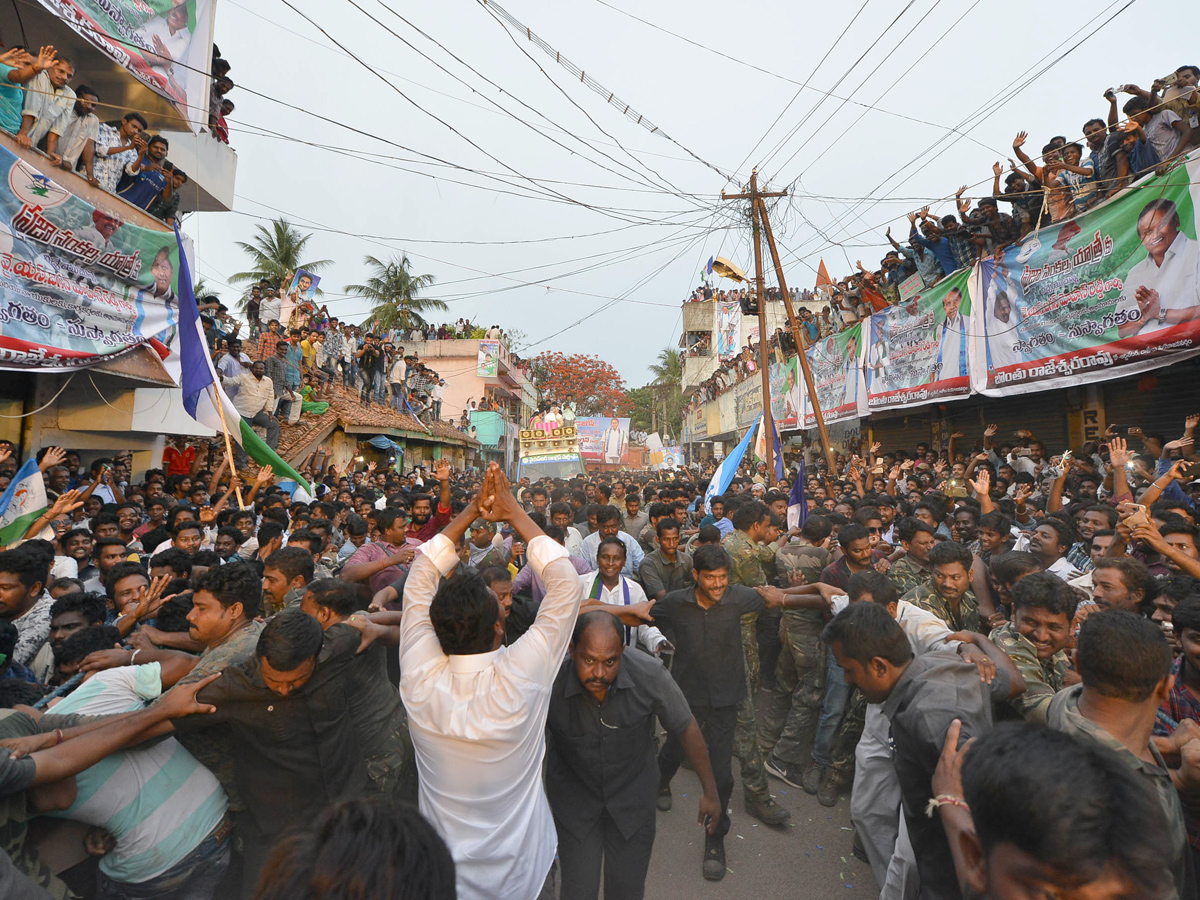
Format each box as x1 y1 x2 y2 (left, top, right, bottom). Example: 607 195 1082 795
173 226 312 497
752 416 784 481
704 415 759 514
0 458 48 545
815 259 833 289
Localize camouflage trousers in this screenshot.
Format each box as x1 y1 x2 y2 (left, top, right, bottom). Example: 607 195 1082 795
757 615 826 766
733 613 771 803
829 687 867 783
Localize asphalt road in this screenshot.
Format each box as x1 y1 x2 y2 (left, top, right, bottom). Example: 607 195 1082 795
642 759 878 899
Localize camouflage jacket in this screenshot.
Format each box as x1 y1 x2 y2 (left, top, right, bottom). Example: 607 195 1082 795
888 555 932 598
905 583 981 635
989 621 1069 724
775 542 831 588
723 530 775 588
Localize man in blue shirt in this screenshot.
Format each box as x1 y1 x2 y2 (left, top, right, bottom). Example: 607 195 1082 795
116 135 169 209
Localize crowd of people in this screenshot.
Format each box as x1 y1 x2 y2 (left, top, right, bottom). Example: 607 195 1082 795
686 64 1199 351
0 408 1196 897
0 40 242 226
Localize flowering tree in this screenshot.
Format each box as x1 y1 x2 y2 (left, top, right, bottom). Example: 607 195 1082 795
527 352 627 416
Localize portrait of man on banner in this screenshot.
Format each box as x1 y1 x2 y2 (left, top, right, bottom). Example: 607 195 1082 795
1115 197 1200 338
934 286 969 379
600 417 628 464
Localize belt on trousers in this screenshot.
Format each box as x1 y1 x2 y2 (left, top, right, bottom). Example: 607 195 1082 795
209 813 233 845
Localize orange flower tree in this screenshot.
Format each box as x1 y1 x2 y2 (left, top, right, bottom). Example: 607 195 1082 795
527 352 627 417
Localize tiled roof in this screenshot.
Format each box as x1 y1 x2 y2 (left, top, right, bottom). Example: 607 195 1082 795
273 379 479 462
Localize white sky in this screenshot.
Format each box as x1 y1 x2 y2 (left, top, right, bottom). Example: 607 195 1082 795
183 0 1193 383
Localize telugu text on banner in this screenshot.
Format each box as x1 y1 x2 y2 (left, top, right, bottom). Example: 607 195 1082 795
0 147 181 371
802 323 865 427
970 159 1200 396
865 268 973 412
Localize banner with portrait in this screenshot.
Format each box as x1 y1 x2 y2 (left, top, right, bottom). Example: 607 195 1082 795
0 147 183 371
476 339 499 376
716 301 741 359
970 159 1200 396
802 323 864 427
36 0 217 131
864 269 973 412
576 416 631 464
769 355 802 429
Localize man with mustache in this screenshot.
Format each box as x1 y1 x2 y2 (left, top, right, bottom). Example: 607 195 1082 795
545 610 719 899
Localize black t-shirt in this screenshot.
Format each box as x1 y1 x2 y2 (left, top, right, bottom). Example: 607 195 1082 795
652 584 764 708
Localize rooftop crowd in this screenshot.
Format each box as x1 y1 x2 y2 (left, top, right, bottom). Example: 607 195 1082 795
0 403 1195 897
204 283 532 443
685 63 1199 406
0 37 240 227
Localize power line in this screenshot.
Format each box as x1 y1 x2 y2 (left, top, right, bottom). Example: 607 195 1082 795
731 0 874 179
475 0 733 182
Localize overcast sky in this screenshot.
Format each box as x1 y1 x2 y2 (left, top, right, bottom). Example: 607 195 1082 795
184 0 1188 384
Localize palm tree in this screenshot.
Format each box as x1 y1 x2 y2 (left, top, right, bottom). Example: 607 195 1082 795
345 254 445 333
647 347 684 438
230 218 332 314
648 347 682 387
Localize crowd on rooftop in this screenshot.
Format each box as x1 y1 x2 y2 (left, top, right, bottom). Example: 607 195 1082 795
684 63 1199 411
0 40 241 227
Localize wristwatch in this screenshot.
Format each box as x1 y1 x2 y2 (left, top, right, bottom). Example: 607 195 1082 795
1159 308 1169 325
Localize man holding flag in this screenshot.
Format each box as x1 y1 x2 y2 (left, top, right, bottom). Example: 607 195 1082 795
171 226 311 496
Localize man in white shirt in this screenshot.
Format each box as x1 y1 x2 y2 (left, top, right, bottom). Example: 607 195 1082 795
934 287 968 379
577 536 670 655
45 87 99 183
601 418 627 464
93 111 147 193
17 57 75 150
222 360 279 455
217 338 251 399
578 505 644 577
400 465 587 900
258 288 282 332
550 502 584 557
1117 198 1200 338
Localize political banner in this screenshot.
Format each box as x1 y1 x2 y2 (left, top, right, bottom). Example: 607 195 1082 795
576 415 631 464
476 339 499 376
769 355 801 430
37 0 217 132
802 323 864 428
735 376 761 427
971 159 1200 396
864 269 973 412
716 300 741 358
0 147 182 371
898 271 924 304
281 268 320 330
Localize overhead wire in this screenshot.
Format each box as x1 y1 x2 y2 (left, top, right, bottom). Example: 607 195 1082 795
731 0 874 179
587 0 998 156
18 0 710 226
473 0 733 182
769 0 979 178
755 0 920 174
360 0 717 210
777 0 1142 271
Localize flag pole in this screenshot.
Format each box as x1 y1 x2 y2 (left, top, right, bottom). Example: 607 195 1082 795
207 384 246 510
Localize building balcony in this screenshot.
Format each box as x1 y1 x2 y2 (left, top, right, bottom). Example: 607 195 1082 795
682 300 716 335
0 3 236 213
683 353 720 392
